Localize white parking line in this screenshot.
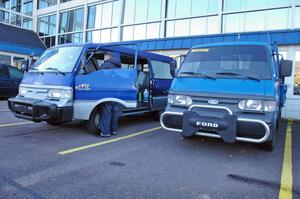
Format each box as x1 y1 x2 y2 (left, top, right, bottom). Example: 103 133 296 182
0 121 33 128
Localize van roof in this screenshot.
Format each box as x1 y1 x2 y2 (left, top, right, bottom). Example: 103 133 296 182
192 42 270 49
52 43 174 63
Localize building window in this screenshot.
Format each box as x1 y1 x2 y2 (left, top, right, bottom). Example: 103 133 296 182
38 0 57 9
167 0 218 19
122 22 160 41
123 0 162 24
58 32 83 44
22 0 32 16
223 8 290 33
10 13 22 27
38 15 56 36
0 54 11 65
87 0 120 30
10 0 22 12
22 17 32 30
38 14 56 47
296 7 300 28
0 0 10 9
59 8 83 33
223 0 291 12
0 10 9 24
86 28 119 43
60 0 72 3
166 16 218 37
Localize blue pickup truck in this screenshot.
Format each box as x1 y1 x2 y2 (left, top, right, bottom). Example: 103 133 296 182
8 43 175 133
160 42 293 151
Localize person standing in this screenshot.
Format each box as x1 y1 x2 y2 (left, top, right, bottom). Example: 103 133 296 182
98 52 123 137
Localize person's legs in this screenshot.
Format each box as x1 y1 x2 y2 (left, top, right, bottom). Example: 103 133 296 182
99 103 112 136
111 102 123 134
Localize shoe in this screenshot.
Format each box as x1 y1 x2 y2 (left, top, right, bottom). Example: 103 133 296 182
100 133 111 138
111 131 118 135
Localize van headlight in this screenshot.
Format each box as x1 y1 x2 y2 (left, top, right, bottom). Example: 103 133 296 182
19 87 27 96
48 89 73 100
168 95 193 107
238 100 276 112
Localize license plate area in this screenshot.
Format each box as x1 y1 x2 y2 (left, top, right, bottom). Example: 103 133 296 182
14 103 33 115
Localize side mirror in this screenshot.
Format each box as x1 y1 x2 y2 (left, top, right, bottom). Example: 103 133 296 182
21 60 29 72
280 59 293 77
170 60 177 77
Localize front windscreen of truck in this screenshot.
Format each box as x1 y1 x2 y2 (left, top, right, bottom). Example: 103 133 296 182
178 45 271 81
30 46 83 73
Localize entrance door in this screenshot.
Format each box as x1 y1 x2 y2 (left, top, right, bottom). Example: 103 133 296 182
280 46 300 120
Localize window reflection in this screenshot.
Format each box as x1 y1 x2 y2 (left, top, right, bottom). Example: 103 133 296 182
122 23 160 41
38 0 57 9
58 32 83 44
124 0 161 24
0 10 9 24
224 0 291 12
38 15 56 36
59 8 83 33
296 7 300 28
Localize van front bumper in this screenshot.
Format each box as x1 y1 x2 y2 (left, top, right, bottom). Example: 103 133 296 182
8 97 73 123
160 105 275 144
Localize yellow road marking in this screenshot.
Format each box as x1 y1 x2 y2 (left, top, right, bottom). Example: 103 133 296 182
59 126 162 155
0 121 33 127
279 120 293 199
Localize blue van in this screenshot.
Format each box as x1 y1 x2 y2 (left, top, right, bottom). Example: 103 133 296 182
8 43 175 133
160 42 292 151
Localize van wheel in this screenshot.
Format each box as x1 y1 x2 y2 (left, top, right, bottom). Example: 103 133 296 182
181 133 194 139
87 109 101 134
153 111 163 122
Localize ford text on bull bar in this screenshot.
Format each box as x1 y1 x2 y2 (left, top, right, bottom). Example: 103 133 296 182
8 43 176 133
160 42 293 151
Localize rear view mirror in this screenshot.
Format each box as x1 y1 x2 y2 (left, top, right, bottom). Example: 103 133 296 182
280 59 293 77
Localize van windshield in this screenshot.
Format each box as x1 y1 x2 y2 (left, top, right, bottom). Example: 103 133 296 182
31 46 83 73
178 45 272 80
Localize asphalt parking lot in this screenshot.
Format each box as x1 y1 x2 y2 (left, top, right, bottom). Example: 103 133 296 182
0 100 299 199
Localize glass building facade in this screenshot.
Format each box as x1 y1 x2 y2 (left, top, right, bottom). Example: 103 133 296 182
0 0 33 29
28 0 300 47
0 0 299 46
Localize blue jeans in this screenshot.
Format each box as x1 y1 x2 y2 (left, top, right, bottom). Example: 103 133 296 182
99 102 123 135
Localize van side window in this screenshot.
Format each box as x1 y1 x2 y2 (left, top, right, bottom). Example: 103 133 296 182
151 61 172 79
8 66 23 79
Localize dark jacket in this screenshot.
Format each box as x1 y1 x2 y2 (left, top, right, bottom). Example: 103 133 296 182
101 52 121 69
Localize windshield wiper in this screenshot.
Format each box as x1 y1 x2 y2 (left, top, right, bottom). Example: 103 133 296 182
178 72 216 80
45 67 65 75
215 72 260 81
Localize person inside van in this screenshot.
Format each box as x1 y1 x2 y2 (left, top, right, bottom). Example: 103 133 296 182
98 52 123 137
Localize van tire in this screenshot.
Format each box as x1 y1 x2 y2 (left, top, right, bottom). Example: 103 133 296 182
153 111 162 122
87 108 100 134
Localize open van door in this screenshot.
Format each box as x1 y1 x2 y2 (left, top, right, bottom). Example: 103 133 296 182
73 50 138 121
150 60 174 111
